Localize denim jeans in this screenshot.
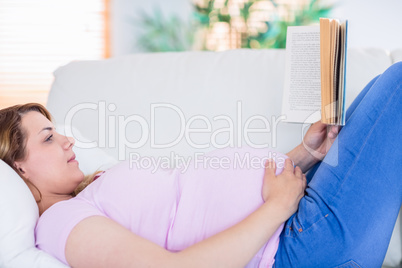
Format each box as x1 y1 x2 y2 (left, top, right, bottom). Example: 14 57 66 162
274 62 402 268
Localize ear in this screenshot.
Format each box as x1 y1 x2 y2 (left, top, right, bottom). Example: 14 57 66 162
14 162 25 174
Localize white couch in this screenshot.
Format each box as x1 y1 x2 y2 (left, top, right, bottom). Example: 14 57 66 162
1 48 401 267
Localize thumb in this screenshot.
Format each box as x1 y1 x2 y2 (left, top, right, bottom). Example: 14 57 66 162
328 125 340 139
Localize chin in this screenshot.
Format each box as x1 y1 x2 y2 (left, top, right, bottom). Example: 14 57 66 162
70 168 85 184
78 170 85 181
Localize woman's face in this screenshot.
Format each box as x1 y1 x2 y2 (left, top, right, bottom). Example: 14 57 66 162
15 111 84 196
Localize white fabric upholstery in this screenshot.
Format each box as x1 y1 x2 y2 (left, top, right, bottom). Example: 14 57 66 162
384 211 402 267
391 48 402 63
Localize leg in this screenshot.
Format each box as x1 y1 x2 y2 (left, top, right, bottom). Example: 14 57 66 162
306 75 380 182
275 62 402 267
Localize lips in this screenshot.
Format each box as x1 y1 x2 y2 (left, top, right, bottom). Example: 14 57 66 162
68 154 76 163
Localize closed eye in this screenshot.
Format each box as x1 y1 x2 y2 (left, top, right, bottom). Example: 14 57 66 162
45 134 53 142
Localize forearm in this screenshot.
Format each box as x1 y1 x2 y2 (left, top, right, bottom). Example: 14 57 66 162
286 143 319 173
67 204 288 268
173 202 286 268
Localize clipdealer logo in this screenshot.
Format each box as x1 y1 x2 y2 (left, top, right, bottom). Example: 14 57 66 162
62 101 287 160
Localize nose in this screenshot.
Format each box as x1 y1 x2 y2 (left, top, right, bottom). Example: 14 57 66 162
63 136 75 149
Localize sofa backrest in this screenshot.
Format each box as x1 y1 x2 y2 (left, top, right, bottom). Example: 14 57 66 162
47 48 392 163
391 48 402 63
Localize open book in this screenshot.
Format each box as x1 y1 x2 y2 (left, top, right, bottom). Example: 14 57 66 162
282 18 348 125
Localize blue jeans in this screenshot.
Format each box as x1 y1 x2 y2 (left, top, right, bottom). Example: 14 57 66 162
274 62 402 268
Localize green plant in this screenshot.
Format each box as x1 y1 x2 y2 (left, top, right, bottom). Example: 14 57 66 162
135 0 333 52
136 8 195 52
264 0 333 48
194 0 333 49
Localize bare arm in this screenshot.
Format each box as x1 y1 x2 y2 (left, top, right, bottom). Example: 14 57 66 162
66 203 283 268
65 159 305 268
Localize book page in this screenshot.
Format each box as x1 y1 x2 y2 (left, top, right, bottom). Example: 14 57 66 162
282 26 321 124
320 18 332 124
320 18 348 125
331 19 340 124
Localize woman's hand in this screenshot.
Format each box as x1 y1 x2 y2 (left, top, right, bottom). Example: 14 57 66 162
261 159 306 221
286 121 341 173
302 120 340 161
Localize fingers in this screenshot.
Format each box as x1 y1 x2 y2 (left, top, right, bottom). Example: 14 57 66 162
264 159 276 173
294 165 307 193
287 162 307 197
283 158 295 173
332 125 340 134
262 160 276 202
313 120 327 132
294 165 302 177
265 158 305 186
261 157 308 212
327 125 341 139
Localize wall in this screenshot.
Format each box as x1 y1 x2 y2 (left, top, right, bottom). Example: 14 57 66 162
110 0 402 56
330 0 402 51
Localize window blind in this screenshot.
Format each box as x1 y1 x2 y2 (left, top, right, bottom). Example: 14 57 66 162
0 0 109 109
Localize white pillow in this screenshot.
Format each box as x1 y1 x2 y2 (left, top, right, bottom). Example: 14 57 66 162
0 125 117 268
0 160 68 268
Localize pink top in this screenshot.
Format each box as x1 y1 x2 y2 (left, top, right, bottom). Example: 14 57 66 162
35 147 287 267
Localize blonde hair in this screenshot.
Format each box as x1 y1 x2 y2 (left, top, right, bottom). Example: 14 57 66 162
0 103 97 201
